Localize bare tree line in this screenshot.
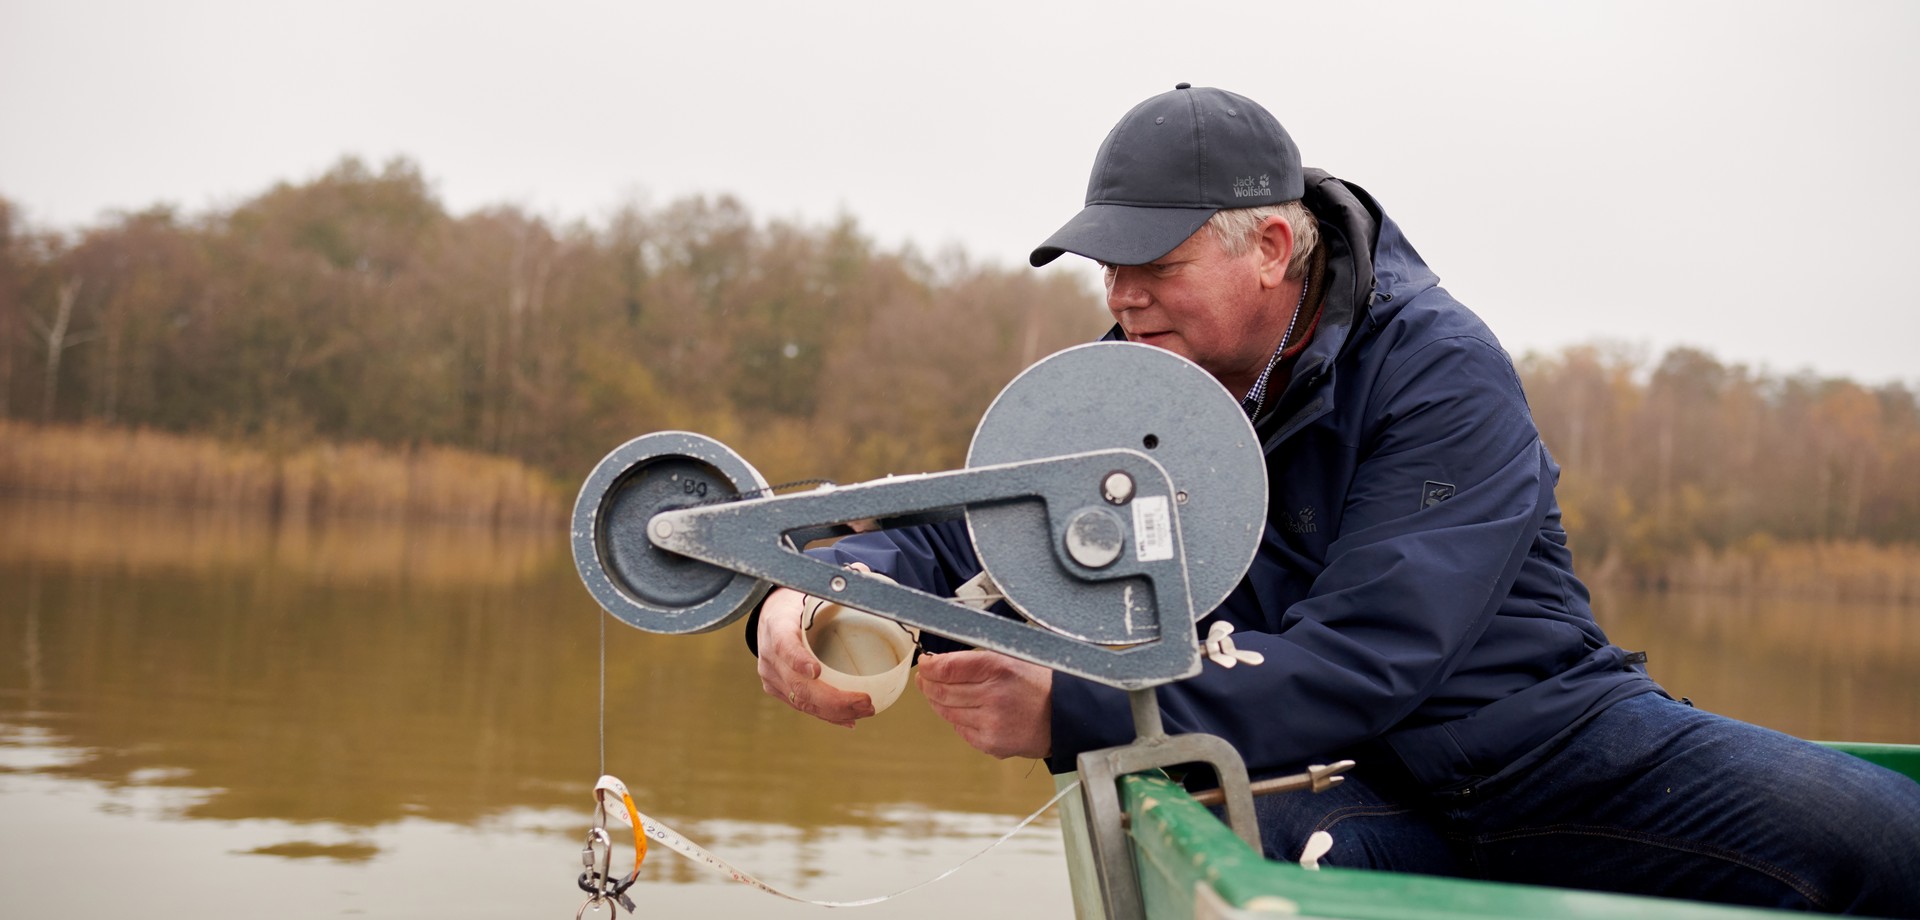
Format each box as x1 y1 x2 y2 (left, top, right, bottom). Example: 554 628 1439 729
0 157 1107 489
3 157 1917 591
1523 345 1920 588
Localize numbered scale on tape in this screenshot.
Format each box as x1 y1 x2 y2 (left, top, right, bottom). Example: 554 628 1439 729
571 341 1268 689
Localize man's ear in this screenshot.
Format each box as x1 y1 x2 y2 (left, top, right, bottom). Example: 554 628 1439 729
1255 215 1294 290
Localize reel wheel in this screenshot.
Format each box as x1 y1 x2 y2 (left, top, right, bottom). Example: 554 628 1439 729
572 432 773 634
966 343 1266 643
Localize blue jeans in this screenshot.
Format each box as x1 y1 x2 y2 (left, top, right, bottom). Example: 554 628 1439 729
1250 694 1920 915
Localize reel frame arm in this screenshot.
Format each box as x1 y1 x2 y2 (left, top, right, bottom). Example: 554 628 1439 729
646 448 1205 691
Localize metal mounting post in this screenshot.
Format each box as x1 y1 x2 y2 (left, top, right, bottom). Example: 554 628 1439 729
1075 690 1260 920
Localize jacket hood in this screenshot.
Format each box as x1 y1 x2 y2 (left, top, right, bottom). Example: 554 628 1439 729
1295 169 1443 371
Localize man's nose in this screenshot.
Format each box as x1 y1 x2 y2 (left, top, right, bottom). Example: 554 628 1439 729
1105 266 1149 310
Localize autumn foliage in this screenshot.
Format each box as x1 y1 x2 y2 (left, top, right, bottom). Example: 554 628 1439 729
0 158 1106 490
2 158 1917 597
1522 345 1920 598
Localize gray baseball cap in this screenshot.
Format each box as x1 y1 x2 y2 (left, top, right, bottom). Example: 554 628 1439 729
1030 83 1304 268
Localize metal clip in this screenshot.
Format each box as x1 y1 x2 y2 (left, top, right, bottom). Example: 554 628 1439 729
574 776 644 915
582 826 612 885
577 826 619 917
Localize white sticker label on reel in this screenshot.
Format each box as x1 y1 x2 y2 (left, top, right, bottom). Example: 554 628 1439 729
1132 495 1174 562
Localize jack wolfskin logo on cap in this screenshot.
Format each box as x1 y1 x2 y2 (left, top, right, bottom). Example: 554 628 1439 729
1422 481 1456 510
1233 174 1272 198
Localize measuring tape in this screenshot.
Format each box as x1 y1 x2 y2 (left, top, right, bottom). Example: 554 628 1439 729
584 773 1078 910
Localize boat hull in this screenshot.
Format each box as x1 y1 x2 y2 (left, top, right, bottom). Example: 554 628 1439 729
1068 742 1920 919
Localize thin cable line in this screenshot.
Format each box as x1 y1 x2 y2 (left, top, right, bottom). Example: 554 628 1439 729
598 608 606 777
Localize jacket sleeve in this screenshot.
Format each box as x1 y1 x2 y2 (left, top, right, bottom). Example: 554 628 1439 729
1049 332 1552 775
805 521 983 597
740 518 983 657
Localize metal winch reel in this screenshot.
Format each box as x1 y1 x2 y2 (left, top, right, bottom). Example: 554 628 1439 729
571 342 1267 690
574 342 1289 920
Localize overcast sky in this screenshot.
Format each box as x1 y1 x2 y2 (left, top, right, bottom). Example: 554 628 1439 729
4 0 1915 385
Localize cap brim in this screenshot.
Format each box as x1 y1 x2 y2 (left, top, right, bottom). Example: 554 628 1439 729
1028 203 1217 268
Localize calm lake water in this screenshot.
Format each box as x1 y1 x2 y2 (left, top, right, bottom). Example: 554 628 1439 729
2 496 1916 918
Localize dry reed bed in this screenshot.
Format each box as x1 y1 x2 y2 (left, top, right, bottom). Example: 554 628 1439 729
0 420 564 527
6 421 1919 602
0 496 562 587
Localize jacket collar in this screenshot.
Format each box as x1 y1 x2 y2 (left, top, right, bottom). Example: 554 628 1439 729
1246 170 1387 444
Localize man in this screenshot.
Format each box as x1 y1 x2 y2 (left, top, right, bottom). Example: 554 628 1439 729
750 84 1920 913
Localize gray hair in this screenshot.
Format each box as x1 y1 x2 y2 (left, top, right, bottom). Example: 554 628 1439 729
1206 201 1319 281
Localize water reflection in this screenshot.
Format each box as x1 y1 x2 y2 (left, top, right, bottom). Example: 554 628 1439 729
3 496 1917 919
1597 590 1920 743
0 497 1068 919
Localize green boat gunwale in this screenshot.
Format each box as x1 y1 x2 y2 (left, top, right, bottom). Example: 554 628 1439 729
1082 741 1920 920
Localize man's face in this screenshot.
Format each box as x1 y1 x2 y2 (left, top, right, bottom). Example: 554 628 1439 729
1101 226 1287 398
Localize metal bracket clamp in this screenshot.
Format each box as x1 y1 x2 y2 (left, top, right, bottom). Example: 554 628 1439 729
648 448 1207 689
1076 692 1260 920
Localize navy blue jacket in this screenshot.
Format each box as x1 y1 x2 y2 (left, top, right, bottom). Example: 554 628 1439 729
799 171 1659 793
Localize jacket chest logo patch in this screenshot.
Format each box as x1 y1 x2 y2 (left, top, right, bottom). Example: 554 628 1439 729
1422 481 1456 510
1281 506 1317 534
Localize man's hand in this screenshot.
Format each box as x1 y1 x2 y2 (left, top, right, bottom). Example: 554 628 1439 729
916 650 1052 759
756 573 877 728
